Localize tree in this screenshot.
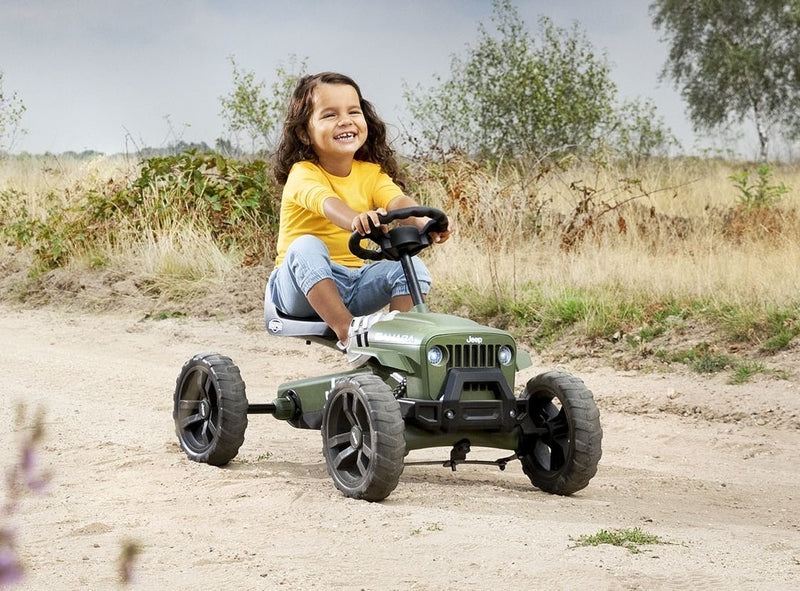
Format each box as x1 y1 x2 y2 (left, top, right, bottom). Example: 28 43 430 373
609 97 679 165
403 0 620 161
218 55 307 155
0 70 26 154
651 0 800 161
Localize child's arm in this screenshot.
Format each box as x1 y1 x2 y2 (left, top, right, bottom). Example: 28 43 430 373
321 193 451 244
322 196 386 236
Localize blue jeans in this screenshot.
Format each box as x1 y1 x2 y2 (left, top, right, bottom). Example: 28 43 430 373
268 235 432 318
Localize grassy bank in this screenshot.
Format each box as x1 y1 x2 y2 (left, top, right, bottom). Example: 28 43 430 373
1 152 798 380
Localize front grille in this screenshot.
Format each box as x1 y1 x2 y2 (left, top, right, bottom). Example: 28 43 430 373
446 344 497 369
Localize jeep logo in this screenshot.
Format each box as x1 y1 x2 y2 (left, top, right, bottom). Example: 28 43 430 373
466 336 483 344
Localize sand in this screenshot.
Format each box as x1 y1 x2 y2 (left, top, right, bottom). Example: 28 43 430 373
2 303 799 590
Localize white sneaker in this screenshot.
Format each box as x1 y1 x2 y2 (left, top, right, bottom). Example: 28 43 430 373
336 311 398 364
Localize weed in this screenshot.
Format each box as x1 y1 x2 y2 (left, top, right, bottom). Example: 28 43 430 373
142 309 186 321
692 351 734 374
426 522 444 532
729 163 790 211
410 522 444 536
629 324 666 344
656 344 733 374
760 309 800 353
655 345 780 383
729 360 769 385
100 151 279 260
710 303 800 352
571 527 667 554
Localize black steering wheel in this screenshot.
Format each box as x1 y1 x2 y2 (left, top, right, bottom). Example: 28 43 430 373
348 206 448 262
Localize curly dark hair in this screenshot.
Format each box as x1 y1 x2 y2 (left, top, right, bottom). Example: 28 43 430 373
273 72 404 188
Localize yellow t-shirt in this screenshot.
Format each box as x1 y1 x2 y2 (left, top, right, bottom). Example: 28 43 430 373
275 160 403 267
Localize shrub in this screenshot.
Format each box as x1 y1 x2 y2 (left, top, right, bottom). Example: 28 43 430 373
0 152 281 270
103 151 280 259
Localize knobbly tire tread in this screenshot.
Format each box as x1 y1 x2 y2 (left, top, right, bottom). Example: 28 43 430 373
519 371 602 495
173 353 248 467
322 374 405 501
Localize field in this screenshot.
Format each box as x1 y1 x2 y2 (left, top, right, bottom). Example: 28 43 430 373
2 153 799 370
1 153 800 589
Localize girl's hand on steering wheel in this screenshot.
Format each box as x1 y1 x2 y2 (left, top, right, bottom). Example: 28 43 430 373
413 214 451 244
428 215 452 244
351 208 387 235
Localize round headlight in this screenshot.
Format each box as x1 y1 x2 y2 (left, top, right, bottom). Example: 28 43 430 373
427 346 445 366
498 345 513 366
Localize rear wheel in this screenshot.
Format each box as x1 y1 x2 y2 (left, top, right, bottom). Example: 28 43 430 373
321 374 405 501
518 371 602 495
173 353 248 466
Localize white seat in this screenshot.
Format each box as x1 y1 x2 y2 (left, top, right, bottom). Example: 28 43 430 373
263 287 334 339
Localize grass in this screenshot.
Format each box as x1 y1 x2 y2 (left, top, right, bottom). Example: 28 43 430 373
729 360 771 384
654 345 734 374
418 155 799 376
411 522 444 535
570 527 668 554
1 152 799 379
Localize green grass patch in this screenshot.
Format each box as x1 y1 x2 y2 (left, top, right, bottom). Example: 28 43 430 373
410 522 444 536
729 360 769 385
436 282 651 346
656 345 782 383
656 344 733 373
142 309 185 321
435 281 800 364
761 308 800 353
709 302 800 352
571 527 667 554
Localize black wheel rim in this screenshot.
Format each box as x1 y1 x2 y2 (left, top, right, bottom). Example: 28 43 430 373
176 367 220 454
324 390 373 486
528 396 572 472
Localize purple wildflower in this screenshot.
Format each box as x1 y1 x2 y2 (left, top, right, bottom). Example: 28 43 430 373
0 544 23 586
1 405 48 588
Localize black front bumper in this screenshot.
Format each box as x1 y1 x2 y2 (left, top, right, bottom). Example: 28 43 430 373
398 367 527 432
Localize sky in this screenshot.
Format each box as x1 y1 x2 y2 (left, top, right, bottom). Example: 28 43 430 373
0 0 762 157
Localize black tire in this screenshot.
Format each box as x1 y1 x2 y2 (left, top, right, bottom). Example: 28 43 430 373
321 374 405 501
173 353 248 466
518 371 602 495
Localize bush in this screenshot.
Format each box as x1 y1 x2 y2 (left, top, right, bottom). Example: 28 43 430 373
0 151 281 270
103 151 279 256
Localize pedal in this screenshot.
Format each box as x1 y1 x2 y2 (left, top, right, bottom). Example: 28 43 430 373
448 438 471 471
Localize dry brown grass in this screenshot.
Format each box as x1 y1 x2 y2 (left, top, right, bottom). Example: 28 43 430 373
0 153 135 200
419 156 800 309
1 153 799 325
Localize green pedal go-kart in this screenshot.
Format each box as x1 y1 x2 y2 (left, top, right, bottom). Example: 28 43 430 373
173 207 602 501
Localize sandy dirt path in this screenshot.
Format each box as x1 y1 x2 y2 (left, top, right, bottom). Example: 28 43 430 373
2 304 799 590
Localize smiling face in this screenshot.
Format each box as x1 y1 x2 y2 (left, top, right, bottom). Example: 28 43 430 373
303 82 368 176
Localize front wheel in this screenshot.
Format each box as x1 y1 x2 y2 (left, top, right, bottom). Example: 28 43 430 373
518 371 602 495
321 374 405 501
173 353 248 466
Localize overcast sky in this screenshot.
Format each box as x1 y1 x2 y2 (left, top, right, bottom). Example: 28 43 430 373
0 0 761 157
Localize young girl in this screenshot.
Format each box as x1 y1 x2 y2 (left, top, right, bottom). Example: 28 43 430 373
268 72 450 360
